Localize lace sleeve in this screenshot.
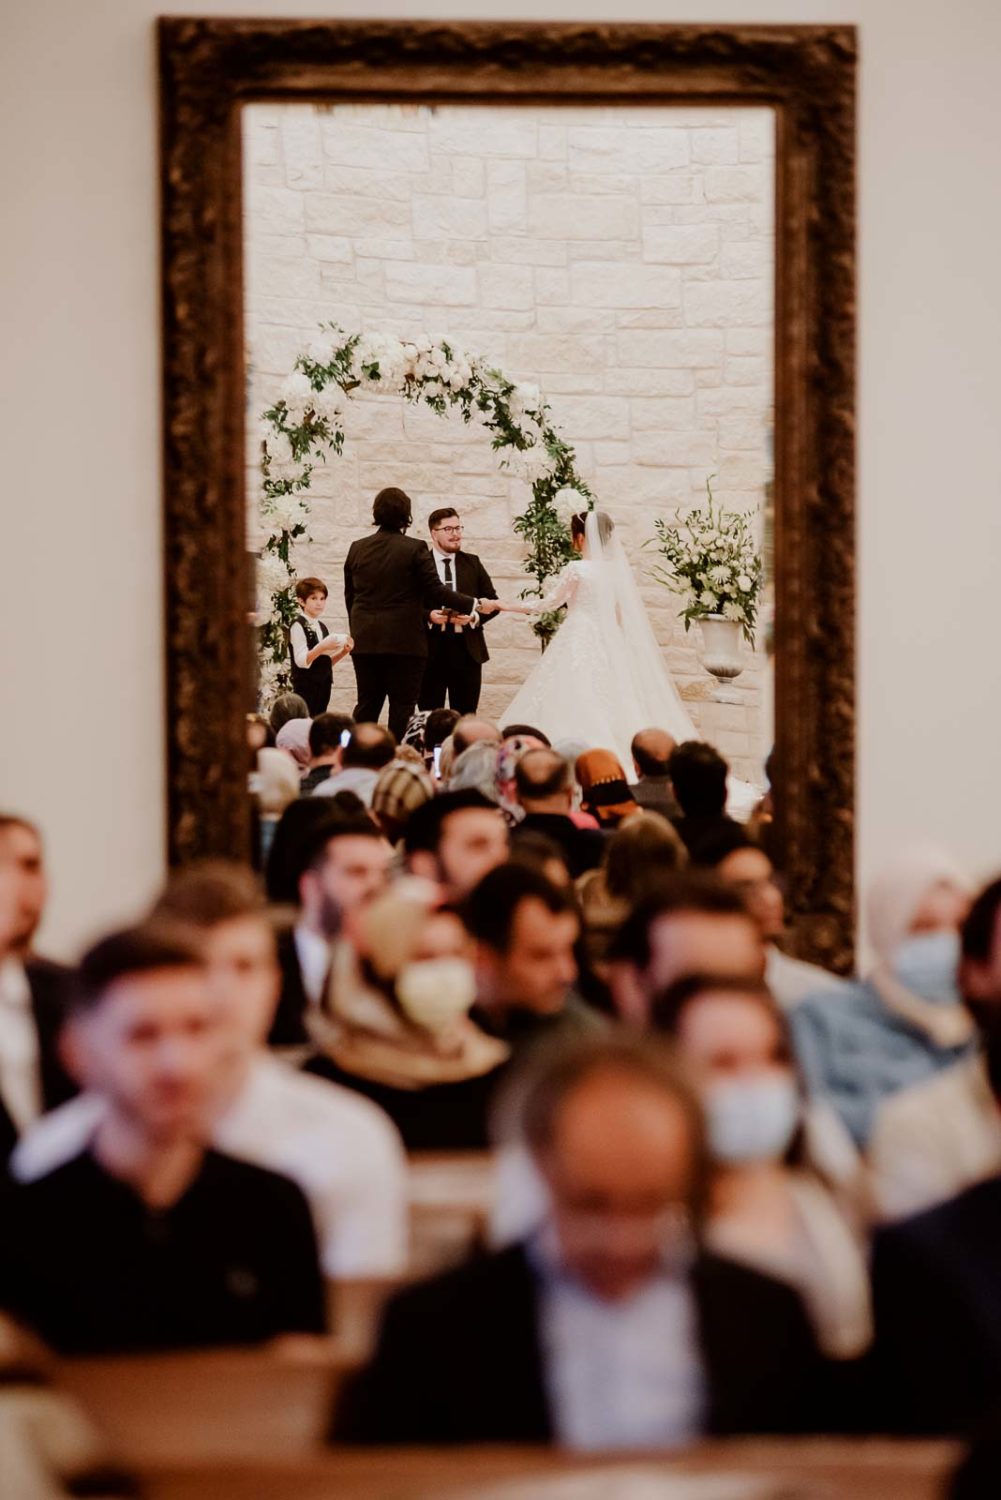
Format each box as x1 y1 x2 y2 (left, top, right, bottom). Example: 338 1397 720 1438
531 564 579 614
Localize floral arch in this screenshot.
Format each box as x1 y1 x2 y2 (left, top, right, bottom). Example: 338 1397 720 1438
256 326 595 702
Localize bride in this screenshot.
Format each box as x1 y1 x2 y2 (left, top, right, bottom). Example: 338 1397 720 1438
501 509 758 812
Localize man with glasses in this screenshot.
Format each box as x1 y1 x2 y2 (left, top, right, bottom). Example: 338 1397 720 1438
419 507 499 716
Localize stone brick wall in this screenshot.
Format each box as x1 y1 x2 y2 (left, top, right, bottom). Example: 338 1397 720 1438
244 102 774 782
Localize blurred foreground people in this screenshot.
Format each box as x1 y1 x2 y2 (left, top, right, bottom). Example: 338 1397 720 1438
791 843 974 1161
339 1033 836 1444
654 975 871 1360
607 874 766 1027
465 864 603 1061
14 865 408 1278
577 813 687 977
0 817 77 1165
866 874 1001 1222
270 815 391 1046
0 925 325 1354
694 829 846 1009
404 789 509 901
305 887 508 1150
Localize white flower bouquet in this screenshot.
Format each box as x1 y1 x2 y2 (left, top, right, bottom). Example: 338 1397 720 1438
648 475 763 645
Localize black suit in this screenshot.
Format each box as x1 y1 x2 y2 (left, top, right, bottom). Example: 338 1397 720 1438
344 528 476 740
336 1242 838 1444
419 549 498 715
0 958 78 1166
872 1173 1001 1434
632 775 682 823
267 928 311 1048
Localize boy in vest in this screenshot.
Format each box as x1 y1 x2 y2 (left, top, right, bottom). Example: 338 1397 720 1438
289 577 353 717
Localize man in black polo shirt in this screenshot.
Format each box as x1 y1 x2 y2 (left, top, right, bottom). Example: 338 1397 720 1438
0 925 325 1354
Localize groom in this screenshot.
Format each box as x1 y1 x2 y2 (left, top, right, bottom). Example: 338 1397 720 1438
419 508 499 716
344 488 499 741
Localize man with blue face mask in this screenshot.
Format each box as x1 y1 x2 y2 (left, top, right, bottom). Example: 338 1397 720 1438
871 877 1001 1435
336 1033 840 1446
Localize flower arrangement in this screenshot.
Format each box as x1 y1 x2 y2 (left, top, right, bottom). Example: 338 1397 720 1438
256 326 593 700
647 475 763 646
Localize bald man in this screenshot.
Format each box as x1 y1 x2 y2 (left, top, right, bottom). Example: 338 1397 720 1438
631 728 681 822
338 1033 836 1445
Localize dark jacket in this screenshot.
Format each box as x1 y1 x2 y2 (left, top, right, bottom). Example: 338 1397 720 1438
267 928 311 1048
632 775 681 823
0 959 78 1164
513 812 606 879
336 1242 839 1444
872 1173 1001 1434
424 549 498 666
344 529 476 657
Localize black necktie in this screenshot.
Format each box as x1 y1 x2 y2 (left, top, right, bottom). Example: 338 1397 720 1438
444 557 453 585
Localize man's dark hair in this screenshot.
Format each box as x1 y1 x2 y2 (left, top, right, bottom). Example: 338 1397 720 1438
608 873 750 970
309 712 355 759
501 723 552 747
372 487 412 531
508 830 570 880
425 708 460 752
962 877 1001 963
668 741 729 818
688 825 760 869
428 507 459 532
403 789 502 857
151 861 266 929
462 862 575 954
73 925 202 1014
651 973 785 1043
631 730 674 779
343 724 397 771
302 814 385 876
265 798 365 903
294 576 328 603
515 748 571 803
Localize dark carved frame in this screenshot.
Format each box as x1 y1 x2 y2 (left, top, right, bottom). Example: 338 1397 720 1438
160 19 856 970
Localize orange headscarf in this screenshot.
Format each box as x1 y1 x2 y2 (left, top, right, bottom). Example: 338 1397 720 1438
574 749 640 828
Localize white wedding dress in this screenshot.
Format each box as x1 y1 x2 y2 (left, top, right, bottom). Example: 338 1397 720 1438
502 512 759 817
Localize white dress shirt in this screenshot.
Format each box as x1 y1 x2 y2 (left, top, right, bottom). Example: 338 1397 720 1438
293 922 333 1008
11 1052 409 1278
430 546 479 631
532 1232 707 1450
0 958 42 1132
289 617 348 670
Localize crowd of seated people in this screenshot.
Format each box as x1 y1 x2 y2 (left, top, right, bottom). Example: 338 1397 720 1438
4 714 1001 1470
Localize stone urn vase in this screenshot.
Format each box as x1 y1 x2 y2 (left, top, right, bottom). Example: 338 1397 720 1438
699 613 744 686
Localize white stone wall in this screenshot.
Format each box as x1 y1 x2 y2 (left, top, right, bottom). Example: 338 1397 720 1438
243 102 774 781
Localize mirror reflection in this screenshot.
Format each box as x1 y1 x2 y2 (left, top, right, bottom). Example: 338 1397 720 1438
243 100 774 811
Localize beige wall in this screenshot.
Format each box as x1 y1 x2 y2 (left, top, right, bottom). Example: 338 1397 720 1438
3 0 1001 956
244 101 774 780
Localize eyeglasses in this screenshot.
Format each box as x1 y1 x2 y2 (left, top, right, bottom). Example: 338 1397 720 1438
434 524 464 535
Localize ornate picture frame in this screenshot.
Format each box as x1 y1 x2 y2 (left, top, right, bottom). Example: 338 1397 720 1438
159 19 856 969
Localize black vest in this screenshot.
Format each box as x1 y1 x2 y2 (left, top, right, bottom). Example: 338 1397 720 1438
289 615 331 699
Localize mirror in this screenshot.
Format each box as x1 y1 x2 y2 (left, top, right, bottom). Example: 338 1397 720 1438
242 100 774 792
160 20 855 967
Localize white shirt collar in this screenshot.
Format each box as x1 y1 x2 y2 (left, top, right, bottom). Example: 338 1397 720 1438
294 923 332 1007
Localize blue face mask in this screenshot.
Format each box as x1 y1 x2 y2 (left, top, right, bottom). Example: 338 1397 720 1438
705 1075 801 1166
892 929 961 1004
